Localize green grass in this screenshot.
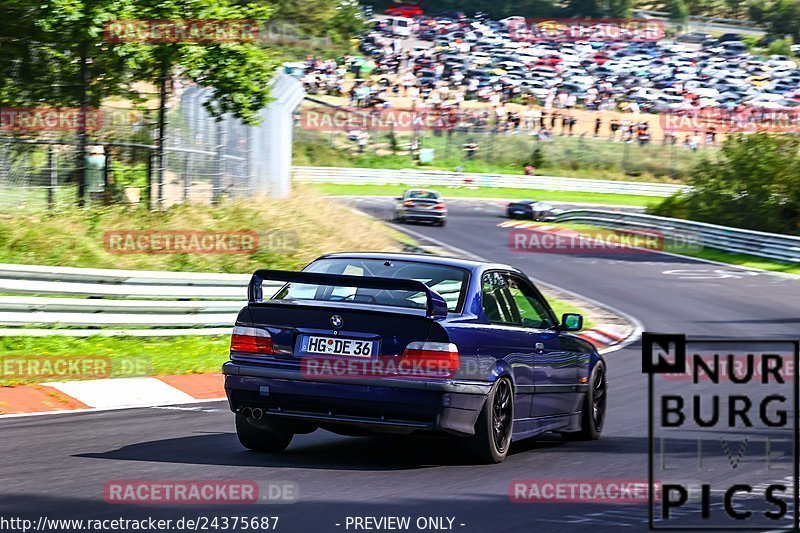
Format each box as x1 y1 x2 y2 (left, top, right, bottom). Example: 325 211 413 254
311 182 656 207
0 335 230 386
557 222 800 275
546 297 596 330
681 248 800 274
0 187 401 273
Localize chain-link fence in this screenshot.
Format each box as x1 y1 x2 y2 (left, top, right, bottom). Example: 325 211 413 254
0 86 267 211
293 100 717 182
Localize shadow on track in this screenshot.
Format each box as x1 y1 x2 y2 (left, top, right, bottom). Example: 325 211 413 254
75 430 579 471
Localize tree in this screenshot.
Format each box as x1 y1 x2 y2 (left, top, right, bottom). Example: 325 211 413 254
747 0 767 22
327 0 367 43
764 0 800 42
120 0 278 206
1 0 279 207
649 134 800 235
768 36 794 56
608 0 634 18
668 0 690 30
567 0 603 17
0 0 141 204
724 0 746 18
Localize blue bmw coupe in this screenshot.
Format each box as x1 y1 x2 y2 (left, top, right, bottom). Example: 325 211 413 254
223 253 606 463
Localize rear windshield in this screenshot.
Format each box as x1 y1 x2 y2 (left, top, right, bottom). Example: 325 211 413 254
406 190 439 200
272 258 468 313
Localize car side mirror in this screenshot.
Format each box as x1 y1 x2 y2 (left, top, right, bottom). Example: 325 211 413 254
559 313 583 332
395 196 403 200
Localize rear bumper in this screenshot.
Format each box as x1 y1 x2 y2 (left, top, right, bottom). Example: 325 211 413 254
397 208 447 221
223 361 489 436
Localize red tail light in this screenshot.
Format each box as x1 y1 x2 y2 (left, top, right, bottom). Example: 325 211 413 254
230 326 273 355
401 341 460 376
434 202 446 210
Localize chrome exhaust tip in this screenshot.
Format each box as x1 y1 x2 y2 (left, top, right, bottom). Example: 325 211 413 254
241 407 252 418
252 408 263 420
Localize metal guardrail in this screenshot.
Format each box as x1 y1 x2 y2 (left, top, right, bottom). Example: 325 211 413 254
0 267 284 332
292 166 688 198
0 263 249 286
0 279 246 299
555 209 800 263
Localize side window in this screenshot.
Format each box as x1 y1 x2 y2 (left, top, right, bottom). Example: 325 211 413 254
482 272 520 326
507 275 555 330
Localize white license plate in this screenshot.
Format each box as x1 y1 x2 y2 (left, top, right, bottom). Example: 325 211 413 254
302 336 375 357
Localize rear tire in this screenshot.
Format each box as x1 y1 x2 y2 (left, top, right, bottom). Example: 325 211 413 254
564 362 606 441
437 219 446 227
465 377 513 464
235 414 294 453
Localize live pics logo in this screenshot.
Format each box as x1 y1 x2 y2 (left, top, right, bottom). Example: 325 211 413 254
643 333 800 531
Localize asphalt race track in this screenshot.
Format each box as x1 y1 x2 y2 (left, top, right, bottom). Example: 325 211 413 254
3 198 800 532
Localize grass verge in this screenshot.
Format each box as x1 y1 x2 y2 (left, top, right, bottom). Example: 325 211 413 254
548 298 596 330
0 335 230 386
0 187 402 272
311 183 656 207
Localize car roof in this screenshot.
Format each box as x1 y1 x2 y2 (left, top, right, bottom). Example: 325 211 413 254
316 252 520 275
405 188 441 195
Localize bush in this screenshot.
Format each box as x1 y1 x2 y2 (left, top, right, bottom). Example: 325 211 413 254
647 134 800 234
768 37 795 56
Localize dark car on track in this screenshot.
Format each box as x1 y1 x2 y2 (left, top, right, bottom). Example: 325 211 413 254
224 253 607 463
506 200 562 221
393 189 447 226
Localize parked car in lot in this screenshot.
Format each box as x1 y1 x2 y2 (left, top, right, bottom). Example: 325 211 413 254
506 200 562 221
394 189 447 226
224 253 606 463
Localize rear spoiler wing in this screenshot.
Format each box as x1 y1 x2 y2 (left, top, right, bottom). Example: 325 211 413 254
248 269 450 319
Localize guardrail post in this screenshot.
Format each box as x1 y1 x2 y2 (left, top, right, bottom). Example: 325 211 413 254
47 145 57 209
182 152 190 204
213 120 224 204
